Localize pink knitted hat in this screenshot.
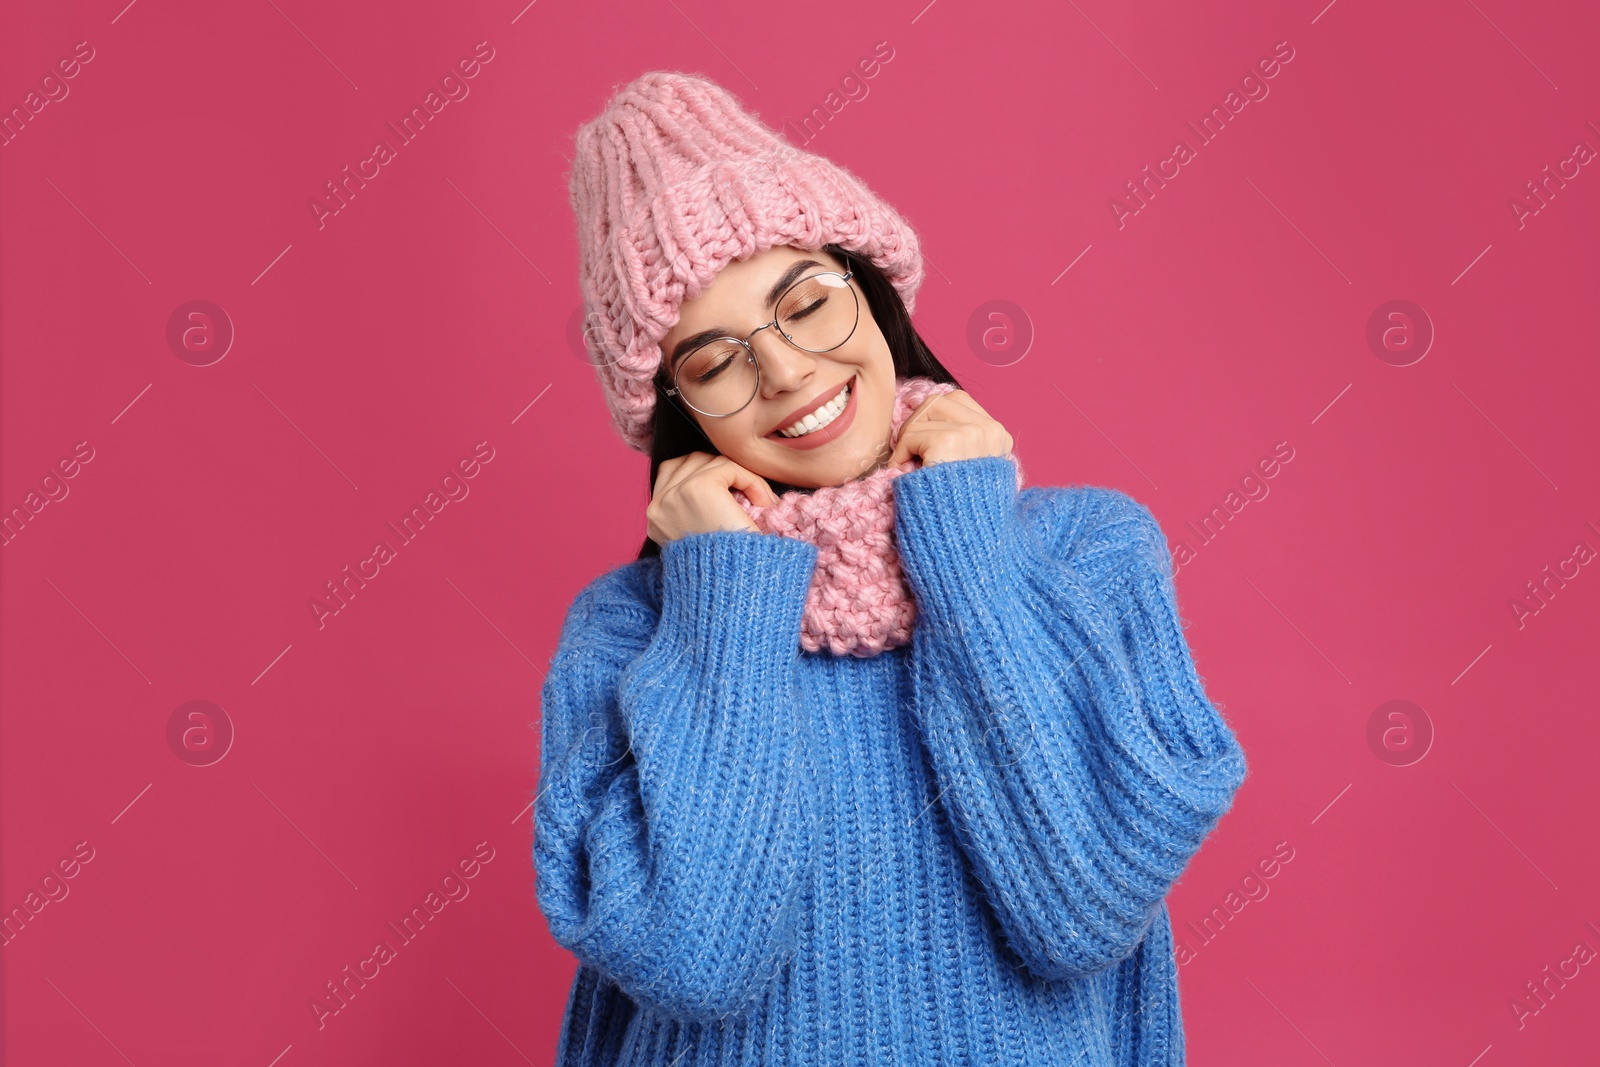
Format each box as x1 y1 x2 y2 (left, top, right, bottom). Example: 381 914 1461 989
568 70 926 452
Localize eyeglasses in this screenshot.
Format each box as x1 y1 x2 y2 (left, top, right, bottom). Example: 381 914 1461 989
662 269 859 418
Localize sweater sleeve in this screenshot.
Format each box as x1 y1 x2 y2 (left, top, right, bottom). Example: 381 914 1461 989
532 529 822 1022
890 455 1248 982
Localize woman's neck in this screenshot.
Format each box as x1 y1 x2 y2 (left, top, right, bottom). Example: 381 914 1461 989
766 438 896 498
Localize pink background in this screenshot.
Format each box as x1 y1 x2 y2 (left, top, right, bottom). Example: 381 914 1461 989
3 0 1598 1064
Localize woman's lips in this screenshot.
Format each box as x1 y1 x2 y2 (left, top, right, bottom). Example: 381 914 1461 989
767 375 858 450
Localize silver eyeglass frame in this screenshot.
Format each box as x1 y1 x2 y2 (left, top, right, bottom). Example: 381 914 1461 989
661 269 858 419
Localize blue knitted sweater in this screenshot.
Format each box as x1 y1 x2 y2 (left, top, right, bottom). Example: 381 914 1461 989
533 455 1248 1066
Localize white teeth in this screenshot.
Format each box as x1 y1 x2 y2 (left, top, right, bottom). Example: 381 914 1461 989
779 383 851 437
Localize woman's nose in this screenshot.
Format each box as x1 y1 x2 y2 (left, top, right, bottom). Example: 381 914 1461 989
753 332 815 396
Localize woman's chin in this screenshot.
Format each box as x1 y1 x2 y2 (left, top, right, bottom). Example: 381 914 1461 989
768 444 892 490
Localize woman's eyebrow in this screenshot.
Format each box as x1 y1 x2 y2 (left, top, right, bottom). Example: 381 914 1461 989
669 259 825 368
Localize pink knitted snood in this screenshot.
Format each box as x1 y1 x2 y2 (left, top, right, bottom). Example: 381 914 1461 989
732 376 1024 658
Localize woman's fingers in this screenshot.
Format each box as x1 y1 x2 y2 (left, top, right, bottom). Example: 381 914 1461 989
902 391 986 433
937 389 992 421
887 417 958 468
657 452 779 509
888 391 977 467
892 394 947 446
648 453 780 541
654 451 715 498
713 460 781 508
887 390 1013 468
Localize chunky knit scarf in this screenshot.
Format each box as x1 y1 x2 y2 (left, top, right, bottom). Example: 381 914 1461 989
733 376 1024 658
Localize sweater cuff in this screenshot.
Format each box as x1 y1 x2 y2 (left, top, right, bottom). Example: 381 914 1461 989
892 455 1027 618
657 530 820 673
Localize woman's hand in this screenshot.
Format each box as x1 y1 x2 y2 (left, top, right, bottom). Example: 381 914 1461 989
648 452 781 544
886 390 1013 469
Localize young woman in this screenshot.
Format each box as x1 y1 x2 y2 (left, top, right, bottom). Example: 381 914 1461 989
534 70 1248 1067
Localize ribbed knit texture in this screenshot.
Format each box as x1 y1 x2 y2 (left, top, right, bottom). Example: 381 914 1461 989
533 455 1249 1066
732 376 1023 658
568 70 926 452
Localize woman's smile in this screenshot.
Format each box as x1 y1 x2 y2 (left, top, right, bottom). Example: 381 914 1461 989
767 373 858 449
